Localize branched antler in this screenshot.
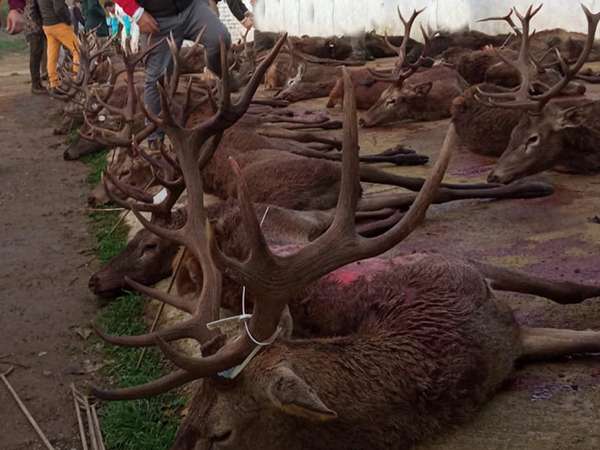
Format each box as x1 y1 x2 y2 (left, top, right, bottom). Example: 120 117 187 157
475 4 600 112
368 8 432 84
92 60 457 400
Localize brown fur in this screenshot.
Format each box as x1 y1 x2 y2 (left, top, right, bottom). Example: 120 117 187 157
327 69 392 110
172 255 521 450
489 100 600 183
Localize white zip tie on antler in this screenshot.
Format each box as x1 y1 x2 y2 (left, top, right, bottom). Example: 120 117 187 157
206 207 282 379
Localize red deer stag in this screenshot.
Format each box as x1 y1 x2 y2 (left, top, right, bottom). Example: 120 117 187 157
359 8 465 128
475 5 600 183
91 70 600 450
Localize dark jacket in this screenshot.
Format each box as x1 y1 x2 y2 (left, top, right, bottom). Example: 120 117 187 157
37 0 71 26
218 0 248 21
81 0 109 37
139 0 247 20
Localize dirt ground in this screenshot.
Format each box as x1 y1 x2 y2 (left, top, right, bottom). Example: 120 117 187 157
1 47 600 450
0 57 99 448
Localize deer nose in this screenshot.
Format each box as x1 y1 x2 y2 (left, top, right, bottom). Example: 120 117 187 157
88 274 99 293
358 118 367 127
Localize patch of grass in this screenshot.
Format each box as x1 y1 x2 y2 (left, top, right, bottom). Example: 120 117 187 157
84 154 184 450
0 35 27 56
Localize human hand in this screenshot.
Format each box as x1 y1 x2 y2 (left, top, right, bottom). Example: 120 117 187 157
241 13 254 30
6 9 24 34
137 11 159 34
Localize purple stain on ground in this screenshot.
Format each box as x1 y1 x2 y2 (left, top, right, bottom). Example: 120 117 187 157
506 372 600 401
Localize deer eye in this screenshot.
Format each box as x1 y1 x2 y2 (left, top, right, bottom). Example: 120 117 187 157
141 243 158 255
526 134 540 147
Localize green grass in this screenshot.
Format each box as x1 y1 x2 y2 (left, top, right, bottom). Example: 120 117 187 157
0 3 27 58
84 150 184 450
0 33 27 57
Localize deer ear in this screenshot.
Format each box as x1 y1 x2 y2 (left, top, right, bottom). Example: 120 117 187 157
556 107 584 130
413 81 433 96
267 367 338 422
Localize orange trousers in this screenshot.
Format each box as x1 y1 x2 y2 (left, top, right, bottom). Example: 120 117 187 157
42 23 79 88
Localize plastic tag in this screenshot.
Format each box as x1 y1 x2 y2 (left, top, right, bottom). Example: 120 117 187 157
153 188 168 204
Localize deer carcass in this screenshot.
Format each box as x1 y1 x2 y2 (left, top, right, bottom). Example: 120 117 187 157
476 5 600 183
359 9 465 128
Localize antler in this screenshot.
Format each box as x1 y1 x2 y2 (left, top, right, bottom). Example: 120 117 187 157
81 36 164 146
132 68 454 392
92 34 289 400
368 8 432 83
476 4 600 112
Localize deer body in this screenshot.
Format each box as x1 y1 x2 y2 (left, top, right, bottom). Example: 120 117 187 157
326 68 392 110
174 255 522 450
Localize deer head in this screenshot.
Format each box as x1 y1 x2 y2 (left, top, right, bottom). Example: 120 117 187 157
476 5 600 184
359 8 433 128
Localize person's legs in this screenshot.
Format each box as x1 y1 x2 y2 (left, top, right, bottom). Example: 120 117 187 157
143 16 184 144
182 0 231 76
27 33 45 92
53 23 80 75
43 26 61 88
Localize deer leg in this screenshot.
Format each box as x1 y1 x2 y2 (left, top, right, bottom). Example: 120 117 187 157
290 146 429 166
258 128 343 149
472 261 600 304
357 180 554 211
520 327 600 360
359 166 502 191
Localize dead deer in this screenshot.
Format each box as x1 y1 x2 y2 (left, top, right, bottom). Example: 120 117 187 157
476 5 600 183
91 68 600 450
359 9 465 128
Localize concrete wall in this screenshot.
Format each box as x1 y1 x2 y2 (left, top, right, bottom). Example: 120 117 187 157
254 0 600 39
218 0 254 41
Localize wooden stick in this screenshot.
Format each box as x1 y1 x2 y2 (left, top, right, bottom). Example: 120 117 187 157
83 394 100 450
91 403 106 450
71 384 89 450
0 367 56 450
135 248 187 369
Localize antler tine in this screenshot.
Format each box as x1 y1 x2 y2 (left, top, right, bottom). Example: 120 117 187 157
197 34 287 135
477 9 522 36
477 4 544 111
532 4 600 108
125 277 194 314
104 170 154 203
92 370 197 400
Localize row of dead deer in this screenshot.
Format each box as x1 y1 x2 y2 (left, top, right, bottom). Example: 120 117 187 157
70 29 600 450
258 5 600 185
50 14 600 450
80 34 553 299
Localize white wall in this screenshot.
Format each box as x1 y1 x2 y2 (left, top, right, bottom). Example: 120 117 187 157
254 0 600 38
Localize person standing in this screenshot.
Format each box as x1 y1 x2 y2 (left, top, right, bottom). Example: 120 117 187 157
24 0 47 93
37 0 79 93
112 0 252 147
